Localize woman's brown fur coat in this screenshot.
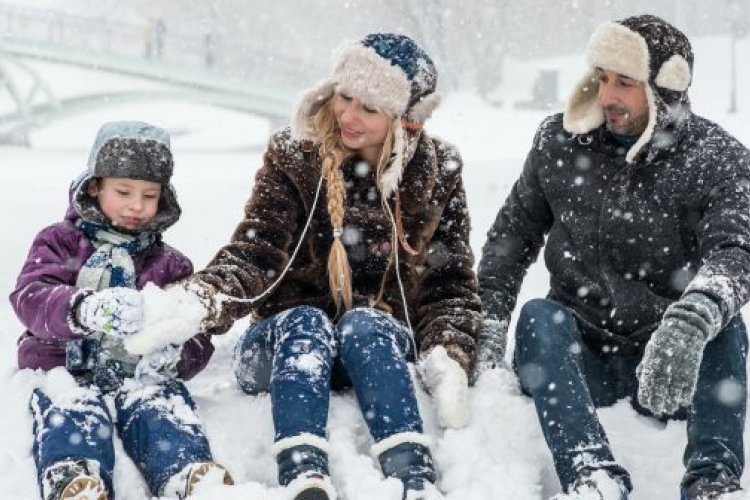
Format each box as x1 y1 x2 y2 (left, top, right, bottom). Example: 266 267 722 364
192 127 481 372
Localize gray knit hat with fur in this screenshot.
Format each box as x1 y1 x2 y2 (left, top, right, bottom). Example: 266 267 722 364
71 121 181 232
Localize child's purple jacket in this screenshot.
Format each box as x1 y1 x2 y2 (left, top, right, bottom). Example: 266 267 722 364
10 205 214 381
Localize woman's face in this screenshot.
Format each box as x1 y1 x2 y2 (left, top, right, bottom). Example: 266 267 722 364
332 92 390 164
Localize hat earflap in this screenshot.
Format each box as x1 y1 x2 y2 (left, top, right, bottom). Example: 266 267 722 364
625 84 658 163
379 117 405 199
406 93 442 124
563 69 605 134
655 54 692 92
291 80 337 142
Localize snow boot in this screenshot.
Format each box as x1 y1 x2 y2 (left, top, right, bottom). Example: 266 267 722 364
273 434 337 500
42 459 108 500
373 433 441 500
552 468 630 500
680 469 742 500
162 461 234 499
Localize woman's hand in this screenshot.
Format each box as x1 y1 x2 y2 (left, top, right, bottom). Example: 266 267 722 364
417 345 470 429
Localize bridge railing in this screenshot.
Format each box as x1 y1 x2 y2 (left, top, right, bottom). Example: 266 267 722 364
0 2 324 88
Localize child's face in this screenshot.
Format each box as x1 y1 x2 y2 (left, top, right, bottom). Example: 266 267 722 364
87 177 162 230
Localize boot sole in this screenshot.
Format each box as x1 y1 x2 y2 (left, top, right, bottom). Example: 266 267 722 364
60 476 107 500
294 486 330 500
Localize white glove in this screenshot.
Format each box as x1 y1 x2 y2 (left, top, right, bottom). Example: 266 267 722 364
77 287 143 337
135 343 182 385
417 345 470 429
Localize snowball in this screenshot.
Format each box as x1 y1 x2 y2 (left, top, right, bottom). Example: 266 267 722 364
123 283 207 355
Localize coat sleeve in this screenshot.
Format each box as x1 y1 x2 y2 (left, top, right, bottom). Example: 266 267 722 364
9 226 88 341
413 145 482 374
190 133 306 334
684 136 750 323
477 121 554 332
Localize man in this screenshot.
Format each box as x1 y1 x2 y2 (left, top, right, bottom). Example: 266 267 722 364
477 14 750 500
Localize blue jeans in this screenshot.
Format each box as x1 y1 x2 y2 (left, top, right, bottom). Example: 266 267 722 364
31 379 213 498
514 298 747 493
234 305 422 442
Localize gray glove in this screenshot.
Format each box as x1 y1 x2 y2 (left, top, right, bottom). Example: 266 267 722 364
636 292 723 416
473 315 508 378
76 287 143 337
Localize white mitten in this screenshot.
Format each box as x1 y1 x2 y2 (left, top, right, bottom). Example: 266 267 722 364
77 287 143 337
417 346 470 429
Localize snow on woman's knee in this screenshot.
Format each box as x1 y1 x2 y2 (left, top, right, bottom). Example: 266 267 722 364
275 306 334 345
337 307 404 351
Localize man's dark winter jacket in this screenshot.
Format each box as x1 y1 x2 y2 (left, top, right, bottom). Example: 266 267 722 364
479 112 750 355
191 127 482 372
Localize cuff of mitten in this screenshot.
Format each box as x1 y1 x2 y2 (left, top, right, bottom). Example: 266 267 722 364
68 289 95 337
176 279 224 333
669 292 723 341
422 344 473 376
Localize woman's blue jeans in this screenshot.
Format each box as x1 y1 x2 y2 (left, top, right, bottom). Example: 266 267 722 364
514 298 747 493
234 305 423 443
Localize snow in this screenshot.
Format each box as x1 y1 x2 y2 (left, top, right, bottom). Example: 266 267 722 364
0 34 749 500
125 283 207 356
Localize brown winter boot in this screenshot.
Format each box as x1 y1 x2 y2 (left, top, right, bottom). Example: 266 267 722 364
185 461 234 496
43 459 108 500
162 461 234 499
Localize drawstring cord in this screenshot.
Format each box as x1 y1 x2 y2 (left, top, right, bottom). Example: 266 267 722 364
214 173 324 309
381 192 414 336
214 161 414 339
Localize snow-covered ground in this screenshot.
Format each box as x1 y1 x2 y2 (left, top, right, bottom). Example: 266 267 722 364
0 35 748 499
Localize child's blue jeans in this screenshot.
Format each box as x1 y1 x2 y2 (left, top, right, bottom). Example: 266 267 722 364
30 379 213 498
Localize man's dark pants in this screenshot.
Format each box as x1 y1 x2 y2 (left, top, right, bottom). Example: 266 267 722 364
513 298 747 493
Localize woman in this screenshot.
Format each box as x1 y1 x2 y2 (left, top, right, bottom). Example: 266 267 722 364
179 33 481 500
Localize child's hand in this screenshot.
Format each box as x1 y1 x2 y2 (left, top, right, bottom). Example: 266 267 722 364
77 287 143 337
135 343 182 385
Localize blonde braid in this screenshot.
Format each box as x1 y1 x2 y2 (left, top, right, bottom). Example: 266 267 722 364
315 103 353 310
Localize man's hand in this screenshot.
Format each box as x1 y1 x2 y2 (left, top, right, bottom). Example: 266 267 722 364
77 287 143 337
636 292 723 416
473 316 508 380
418 345 470 429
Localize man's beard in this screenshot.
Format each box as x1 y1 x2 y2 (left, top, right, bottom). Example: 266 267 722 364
604 106 647 136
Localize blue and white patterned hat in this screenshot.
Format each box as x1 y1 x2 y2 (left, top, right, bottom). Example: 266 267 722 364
292 33 440 140
292 33 441 196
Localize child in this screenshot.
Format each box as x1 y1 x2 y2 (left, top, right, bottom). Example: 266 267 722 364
10 121 232 499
